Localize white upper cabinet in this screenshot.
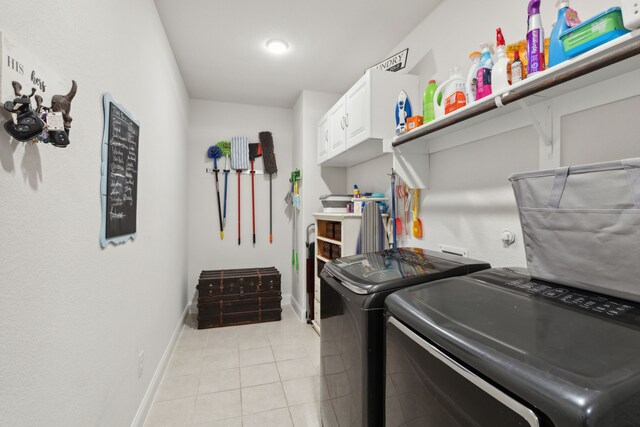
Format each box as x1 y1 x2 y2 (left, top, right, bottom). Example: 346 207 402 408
329 96 347 155
317 69 419 167
345 76 370 148
317 112 330 165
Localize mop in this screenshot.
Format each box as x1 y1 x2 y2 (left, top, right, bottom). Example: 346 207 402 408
231 137 250 245
207 145 224 239
216 141 231 232
259 132 278 244
290 170 301 271
249 143 262 245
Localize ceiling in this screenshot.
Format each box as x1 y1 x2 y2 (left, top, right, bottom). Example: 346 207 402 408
154 0 442 108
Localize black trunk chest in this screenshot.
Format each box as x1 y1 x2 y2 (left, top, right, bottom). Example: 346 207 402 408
196 267 282 329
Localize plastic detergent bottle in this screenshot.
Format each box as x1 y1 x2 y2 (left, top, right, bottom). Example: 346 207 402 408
465 51 481 104
433 67 466 117
548 0 573 67
475 44 494 101
492 28 511 93
527 0 545 75
422 80 438 123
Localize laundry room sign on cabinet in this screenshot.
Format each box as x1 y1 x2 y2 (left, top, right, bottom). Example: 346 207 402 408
318 69 418 167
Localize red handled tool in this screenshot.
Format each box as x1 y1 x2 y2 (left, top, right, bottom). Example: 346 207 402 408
230 137 250 245
248 143 262 245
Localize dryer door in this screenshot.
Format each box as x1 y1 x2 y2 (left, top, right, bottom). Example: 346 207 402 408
386 316 540 427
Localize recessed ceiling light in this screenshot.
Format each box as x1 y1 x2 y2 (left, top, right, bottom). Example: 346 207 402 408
266 39 289 54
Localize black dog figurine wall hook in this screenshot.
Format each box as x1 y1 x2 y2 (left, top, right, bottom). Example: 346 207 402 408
3 81 44 142
3 80 78 147
46 80 77 147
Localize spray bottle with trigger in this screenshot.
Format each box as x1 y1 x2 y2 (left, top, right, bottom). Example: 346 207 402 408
527 0 545 75
475 44 494 101
492 28 511 93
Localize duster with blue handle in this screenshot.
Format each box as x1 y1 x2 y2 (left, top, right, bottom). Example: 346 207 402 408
216 141 232 231
207 145 224 239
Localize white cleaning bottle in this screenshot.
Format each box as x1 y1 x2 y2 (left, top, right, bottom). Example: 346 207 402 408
466 51 481 104
492 28 511 93
433 67 466 118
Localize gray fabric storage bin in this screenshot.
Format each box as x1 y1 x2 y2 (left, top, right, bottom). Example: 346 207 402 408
509 158 640 302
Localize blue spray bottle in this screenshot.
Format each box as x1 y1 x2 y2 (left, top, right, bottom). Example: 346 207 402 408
548 0 571 67
475 44 494 101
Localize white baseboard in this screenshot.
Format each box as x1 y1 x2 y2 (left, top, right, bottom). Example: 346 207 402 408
289 295 306 322
131 304 189 427
282 293 291 307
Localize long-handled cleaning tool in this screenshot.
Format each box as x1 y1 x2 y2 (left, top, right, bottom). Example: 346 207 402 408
290 170 301 271
291 169 302 271
395 181 404 239
207 145 224 239
260 132 278 244
249 143 262 245
231 137 250 245
412 188 423 239
390 170 397 248
404 184 412 236
216 141 231 233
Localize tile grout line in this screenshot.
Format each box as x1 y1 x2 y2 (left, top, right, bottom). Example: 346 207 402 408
192 316 207 426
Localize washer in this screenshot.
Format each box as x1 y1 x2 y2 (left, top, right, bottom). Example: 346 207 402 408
319 248 490 427
385 267 640 426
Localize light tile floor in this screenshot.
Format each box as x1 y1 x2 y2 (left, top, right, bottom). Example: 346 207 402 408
144 305 329 427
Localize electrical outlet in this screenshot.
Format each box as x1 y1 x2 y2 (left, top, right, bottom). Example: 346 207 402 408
137 350 144 378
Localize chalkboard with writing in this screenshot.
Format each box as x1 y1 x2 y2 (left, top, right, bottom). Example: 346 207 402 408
100 93 140 247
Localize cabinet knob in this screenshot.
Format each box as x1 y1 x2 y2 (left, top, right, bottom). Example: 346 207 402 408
345 113 349 127
340 117 345 130
325 129 329 141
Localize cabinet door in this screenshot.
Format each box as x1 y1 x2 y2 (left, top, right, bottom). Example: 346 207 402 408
317 113 330 164
329 96 347 156
345 74 371 148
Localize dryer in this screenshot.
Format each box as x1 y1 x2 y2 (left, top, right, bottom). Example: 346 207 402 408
385 267 640 426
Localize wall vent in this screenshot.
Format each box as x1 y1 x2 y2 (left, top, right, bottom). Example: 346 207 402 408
439 244 469 258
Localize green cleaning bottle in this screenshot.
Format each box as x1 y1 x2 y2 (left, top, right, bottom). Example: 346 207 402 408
423 80 439 123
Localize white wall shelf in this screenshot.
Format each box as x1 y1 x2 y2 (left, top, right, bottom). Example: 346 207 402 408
316 254 332 263
317 236 341 246
392 31 640 149
386 31 640 186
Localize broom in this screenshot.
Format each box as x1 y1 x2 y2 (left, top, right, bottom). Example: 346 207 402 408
216 141 231 232
231 137 250 245
249 143 262 246
207 145 223 239
259 132 278 244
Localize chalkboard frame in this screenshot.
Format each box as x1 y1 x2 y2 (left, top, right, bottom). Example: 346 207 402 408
100 93 140 248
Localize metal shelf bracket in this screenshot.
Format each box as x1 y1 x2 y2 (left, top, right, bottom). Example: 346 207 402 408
517 99 555 162
517 99 552 147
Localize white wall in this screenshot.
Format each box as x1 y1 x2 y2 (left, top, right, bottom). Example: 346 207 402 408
187 99 294 304
291 90 343 320
351 0 640 267
0 1 189 426
346 154 393 195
